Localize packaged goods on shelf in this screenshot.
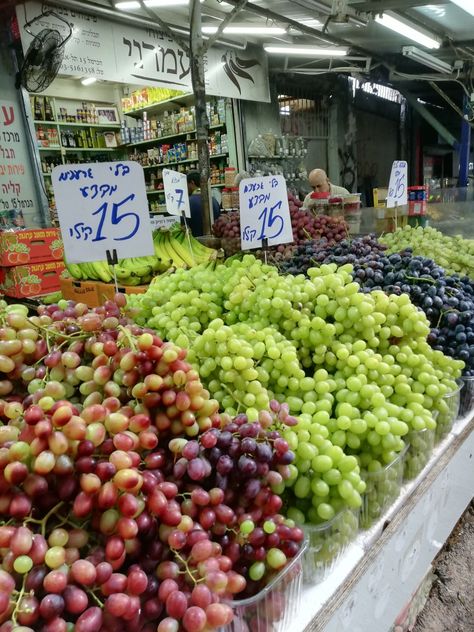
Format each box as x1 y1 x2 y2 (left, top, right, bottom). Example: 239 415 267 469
0 228 63 265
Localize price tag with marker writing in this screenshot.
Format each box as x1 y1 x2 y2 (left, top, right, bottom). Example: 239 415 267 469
386 160 408 208
52 161 153 264
163 169 191 218
239 175 293 251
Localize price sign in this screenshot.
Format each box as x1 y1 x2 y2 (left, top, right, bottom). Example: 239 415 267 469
163 169 191 218
386 160 408 208
149 216 179 230
52 161 153 264
239 175 293 251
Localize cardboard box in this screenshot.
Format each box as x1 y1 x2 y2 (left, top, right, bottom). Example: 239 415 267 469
60 277 148 308
96 281 148 303
0 260 65 298
60 277 101 308
376 216 408 234
0 229 63 266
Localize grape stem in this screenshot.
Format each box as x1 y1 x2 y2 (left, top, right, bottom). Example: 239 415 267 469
117 325 137 351
172 549 203 584
85 587 104 607
11 573 27 625
222 384 246 411
25 501 64 536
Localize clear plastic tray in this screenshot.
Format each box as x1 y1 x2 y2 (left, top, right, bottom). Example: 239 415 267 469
404 427 435 480
221 541 307 632
360 445 408 529
302 507 359 583
436 384 461 442
459 376 474 418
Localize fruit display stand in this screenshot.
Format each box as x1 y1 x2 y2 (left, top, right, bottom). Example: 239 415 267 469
291 413 474 632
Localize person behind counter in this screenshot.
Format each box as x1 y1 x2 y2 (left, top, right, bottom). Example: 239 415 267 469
302 168 349 209
187 171 221 236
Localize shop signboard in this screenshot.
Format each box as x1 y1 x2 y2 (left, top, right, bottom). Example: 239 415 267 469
18 2 271 103
162 169 191 219
52 160 154 264
0 99 39 228
239 175 293 251
386 160 408 208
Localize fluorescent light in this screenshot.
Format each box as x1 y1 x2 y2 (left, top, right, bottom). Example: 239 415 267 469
202 25 286 35
450 0 474 15
81 77 97 86
114 1 140 8
144 0 189 5
375 12 441 49
264 45 348 56
402 46 452 74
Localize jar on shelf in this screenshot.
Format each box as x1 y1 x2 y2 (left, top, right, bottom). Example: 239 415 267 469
231 187 240 210
224 167 236 187
222 188 232 210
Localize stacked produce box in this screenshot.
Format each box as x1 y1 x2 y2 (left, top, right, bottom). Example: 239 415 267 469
0 229 65 298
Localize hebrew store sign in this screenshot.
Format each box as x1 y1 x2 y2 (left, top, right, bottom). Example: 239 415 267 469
18 2 271 102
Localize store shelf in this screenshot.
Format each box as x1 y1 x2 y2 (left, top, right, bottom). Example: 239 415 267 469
62 147 119 152
34 120 120 128
123 93 195 118
137 154 228 171
294 415 474 632
38 146 61 151
126 124 226 149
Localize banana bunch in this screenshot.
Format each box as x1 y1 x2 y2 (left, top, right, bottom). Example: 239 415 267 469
64 226 218 286
64 252 170 286
154 225 218 269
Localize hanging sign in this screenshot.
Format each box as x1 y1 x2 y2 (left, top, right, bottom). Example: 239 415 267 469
18 2 271 103
239 175 293 251
163 169 191 218
52 161 154 264
386 160 408 208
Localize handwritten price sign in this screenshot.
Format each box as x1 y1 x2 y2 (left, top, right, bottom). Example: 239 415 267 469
163 169 191 218
239 175 293 251
386 160 408 208
52 161 153 264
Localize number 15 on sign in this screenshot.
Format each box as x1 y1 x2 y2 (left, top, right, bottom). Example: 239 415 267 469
239 175 293 251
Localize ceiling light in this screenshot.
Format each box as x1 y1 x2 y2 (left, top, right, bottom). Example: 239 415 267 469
114 1 140 8
402 46 452 74
264 45 348 56
375 12 441 49
144 0 189 5
449 0 474 15
202 25 286 35
81 77 97 86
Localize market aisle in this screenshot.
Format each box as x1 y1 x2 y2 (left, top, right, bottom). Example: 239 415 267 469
413 502 474 632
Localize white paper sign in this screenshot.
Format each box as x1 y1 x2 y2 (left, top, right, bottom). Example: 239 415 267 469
239 175 293 251
163 170 191 219
149 216 179 230
387 160 408 208
52 161 154 264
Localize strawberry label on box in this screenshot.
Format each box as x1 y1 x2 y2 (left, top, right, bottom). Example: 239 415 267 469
0 229 63 266
0 260 64 298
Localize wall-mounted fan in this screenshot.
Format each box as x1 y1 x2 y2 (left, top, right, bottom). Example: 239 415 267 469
18 10 72 92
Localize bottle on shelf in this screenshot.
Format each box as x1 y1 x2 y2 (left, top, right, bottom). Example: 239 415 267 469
44 97 54 122
34 96 44 121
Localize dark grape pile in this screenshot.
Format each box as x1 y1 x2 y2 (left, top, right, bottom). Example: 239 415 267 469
0 298 304 632
281 237 474 375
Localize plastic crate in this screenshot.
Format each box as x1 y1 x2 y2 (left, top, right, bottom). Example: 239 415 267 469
302 508 359 583
221 542 306 632
404 427 435 480
459 376 474 418
436 384 461 442
360 446 408 529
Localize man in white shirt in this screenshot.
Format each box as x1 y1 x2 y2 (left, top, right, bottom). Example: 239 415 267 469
302 168 350 209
